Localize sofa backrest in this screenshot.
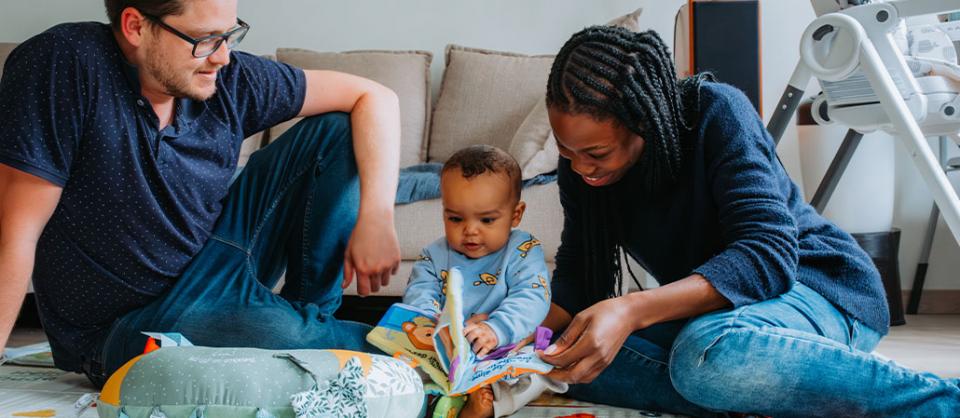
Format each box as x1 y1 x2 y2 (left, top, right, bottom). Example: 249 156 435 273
270 48 433 168
427 45 554 163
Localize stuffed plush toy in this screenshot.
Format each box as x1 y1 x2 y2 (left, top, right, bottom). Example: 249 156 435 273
96 344 423 418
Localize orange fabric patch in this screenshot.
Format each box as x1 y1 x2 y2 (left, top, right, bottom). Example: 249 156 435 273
99 354 146 406
326 350 372 376
12 409 56 417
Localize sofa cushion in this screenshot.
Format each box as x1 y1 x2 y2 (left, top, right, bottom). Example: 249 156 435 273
508 98 559 179
273 48 432 167
428 45 554 162
607 8 643 32
0 43 19 75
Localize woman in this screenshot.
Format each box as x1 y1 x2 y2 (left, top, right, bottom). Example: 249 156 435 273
538 25 959 417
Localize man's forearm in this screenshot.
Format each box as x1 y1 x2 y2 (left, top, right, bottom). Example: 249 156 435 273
0 247 36 355
350 88 401 219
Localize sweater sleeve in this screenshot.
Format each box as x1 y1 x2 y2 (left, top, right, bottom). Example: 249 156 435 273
550 158 591 316
401 247 444 316
691 84 799 306
485 232 552 347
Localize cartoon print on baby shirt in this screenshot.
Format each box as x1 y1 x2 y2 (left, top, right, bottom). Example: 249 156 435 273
440 270 449 295
516 238 541 258
531 274 549 300
474 270 500 287
401 316 436 351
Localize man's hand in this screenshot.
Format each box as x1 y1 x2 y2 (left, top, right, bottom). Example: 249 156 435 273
464 314 498 358
342 210 400 296
538 296 637 384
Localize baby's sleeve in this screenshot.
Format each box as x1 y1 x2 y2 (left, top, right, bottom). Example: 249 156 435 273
485 233 551 346
401 248 444 316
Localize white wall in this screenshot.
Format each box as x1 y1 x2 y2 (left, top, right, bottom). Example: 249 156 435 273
3 1 954 291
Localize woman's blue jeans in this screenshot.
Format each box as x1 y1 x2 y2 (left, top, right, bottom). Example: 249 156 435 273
88 114 376 386
565 282 960 417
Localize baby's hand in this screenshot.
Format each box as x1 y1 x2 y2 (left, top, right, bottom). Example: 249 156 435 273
464 319 498 358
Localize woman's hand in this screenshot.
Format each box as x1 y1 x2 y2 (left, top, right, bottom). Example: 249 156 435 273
538 296 638 384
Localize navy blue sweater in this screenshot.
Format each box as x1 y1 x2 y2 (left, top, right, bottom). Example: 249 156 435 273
552 82 890 334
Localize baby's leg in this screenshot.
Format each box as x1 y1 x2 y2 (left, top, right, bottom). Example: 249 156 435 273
459 386 495 418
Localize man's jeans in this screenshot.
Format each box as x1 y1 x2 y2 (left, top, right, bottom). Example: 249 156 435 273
565 282 960 417
84 114 376 386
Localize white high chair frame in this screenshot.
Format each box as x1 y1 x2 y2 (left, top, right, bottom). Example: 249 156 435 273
765 0 960 313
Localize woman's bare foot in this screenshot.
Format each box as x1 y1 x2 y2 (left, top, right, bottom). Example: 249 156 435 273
459 386 495 418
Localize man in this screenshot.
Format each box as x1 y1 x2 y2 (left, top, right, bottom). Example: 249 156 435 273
0 0 401 386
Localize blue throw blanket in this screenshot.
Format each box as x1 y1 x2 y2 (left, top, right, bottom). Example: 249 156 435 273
396 163 557 205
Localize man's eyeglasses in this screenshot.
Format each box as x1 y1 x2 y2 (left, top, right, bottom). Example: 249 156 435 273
142 13 249 58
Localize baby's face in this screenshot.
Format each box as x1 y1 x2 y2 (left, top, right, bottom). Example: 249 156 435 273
440 169 525 259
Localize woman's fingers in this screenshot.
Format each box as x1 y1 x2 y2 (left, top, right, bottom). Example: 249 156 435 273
538 315 588 367
547 353 599 384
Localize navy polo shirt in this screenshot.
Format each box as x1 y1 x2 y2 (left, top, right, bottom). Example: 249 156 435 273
0 22 306 371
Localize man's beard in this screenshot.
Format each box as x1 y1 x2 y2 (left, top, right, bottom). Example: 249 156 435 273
144 44 217 101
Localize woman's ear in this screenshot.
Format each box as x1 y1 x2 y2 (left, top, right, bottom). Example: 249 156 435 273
511 200 527 228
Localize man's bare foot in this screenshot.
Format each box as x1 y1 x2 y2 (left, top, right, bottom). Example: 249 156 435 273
459 386 495 418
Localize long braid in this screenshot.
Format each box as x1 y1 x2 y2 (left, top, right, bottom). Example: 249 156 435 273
547 26 710 303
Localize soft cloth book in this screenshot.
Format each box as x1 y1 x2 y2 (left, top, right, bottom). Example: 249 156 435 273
366 268 553 396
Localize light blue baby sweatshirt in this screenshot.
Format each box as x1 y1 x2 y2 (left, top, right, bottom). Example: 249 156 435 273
403 229 551 347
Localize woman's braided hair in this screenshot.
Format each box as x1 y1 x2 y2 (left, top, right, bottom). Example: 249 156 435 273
546 25 710 303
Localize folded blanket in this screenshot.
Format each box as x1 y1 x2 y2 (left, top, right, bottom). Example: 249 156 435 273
396 163 557 205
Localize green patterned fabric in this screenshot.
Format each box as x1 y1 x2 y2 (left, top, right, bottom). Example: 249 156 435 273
98 347 423 418
289 357 367 417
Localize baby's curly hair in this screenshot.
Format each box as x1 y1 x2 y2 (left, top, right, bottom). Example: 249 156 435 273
442 145 522 201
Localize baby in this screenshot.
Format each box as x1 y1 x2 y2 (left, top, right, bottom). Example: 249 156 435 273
403 145 555 418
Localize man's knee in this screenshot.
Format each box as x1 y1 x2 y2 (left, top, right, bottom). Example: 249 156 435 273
296 112 351 136
269 112 354 163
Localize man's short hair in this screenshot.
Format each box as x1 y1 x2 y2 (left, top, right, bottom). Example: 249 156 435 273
105 0 185 30
442 145 523 201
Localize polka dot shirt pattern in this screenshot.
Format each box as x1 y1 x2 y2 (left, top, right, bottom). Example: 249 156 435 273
0 22 306 371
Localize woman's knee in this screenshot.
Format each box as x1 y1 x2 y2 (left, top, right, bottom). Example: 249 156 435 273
668 318 760 412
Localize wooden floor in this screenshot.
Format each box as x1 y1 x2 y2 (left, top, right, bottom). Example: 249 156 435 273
875 314 960 378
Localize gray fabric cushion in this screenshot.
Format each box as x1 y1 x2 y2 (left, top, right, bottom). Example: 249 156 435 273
508 98 558 179
0 43 19 75
428 45 554 162
274 49 432 167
